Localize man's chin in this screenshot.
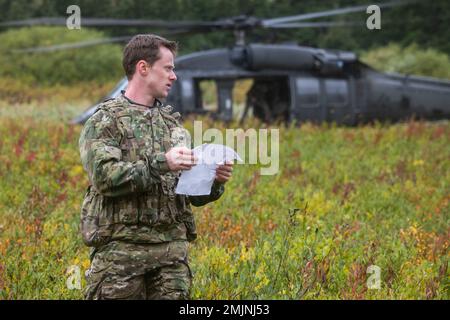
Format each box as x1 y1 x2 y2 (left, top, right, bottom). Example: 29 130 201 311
153 93 168 100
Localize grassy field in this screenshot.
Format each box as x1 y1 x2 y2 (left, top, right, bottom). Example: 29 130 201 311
0 101 448 299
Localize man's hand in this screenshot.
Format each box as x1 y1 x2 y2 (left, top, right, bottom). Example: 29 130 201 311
165 147 197 171
215 161 233 183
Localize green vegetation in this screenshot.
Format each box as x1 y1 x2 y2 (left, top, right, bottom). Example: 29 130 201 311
361 44 450 79
0 26 123 86
0 27 122 104
0 104 448 299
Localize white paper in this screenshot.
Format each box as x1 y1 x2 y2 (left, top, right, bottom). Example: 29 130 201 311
175 144 242 196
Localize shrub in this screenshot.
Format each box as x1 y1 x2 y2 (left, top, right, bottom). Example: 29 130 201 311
0 26 123 86
360 43 450 79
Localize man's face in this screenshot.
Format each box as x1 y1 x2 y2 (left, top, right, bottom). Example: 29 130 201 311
143 46 177 99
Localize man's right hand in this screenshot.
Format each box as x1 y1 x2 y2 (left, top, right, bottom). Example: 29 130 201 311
165 146 197 171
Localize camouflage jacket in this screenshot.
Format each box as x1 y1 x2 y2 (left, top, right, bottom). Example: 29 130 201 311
79 95 224 247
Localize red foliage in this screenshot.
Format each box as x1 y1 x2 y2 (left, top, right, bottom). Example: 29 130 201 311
26 151 36 164
431 125 447 140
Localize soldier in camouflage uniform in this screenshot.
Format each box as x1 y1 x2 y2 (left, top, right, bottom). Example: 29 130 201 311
78 34 233 300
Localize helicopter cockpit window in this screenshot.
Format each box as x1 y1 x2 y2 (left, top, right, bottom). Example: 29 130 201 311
296 78 320 107
324 79 349 107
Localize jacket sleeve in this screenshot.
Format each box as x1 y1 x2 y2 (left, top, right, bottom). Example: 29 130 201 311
188 180 225 207
79 108 169 197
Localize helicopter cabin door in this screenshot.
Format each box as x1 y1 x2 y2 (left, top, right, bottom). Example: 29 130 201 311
324 78 353 124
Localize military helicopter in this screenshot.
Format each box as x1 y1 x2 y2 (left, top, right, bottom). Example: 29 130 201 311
2 0 449 125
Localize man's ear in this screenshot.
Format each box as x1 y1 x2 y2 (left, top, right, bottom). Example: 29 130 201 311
136 60 149 76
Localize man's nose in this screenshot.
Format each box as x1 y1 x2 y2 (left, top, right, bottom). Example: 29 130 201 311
170 71 177 81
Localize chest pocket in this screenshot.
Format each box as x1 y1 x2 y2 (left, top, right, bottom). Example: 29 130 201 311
150 109 172 154
116 111 153 162
116 114 138 162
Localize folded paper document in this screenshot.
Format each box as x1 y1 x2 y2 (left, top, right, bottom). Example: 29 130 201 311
175 144 242 196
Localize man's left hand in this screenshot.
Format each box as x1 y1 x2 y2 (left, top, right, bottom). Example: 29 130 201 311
215 162 233 183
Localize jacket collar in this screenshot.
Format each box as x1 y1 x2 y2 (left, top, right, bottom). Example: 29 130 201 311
120 90 162 108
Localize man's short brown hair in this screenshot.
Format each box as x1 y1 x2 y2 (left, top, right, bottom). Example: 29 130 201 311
122 34 178 80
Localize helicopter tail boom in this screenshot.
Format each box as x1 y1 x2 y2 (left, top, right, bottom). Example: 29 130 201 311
366 71 450 121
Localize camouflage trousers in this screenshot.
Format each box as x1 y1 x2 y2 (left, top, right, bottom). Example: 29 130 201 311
84 240 192 300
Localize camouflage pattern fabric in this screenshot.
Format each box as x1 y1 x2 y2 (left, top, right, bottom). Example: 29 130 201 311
84 240 192 300
78 95 224 299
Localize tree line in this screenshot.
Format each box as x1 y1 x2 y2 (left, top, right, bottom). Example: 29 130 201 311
0 0 449 54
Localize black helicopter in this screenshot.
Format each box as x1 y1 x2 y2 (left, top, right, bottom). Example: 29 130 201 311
2 0 450 125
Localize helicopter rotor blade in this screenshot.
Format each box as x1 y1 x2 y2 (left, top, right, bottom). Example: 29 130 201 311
0 17 66 27
262 0 416 26
10 30 191 53
11 36 132 53
0 16 222 29
266 21 365 28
